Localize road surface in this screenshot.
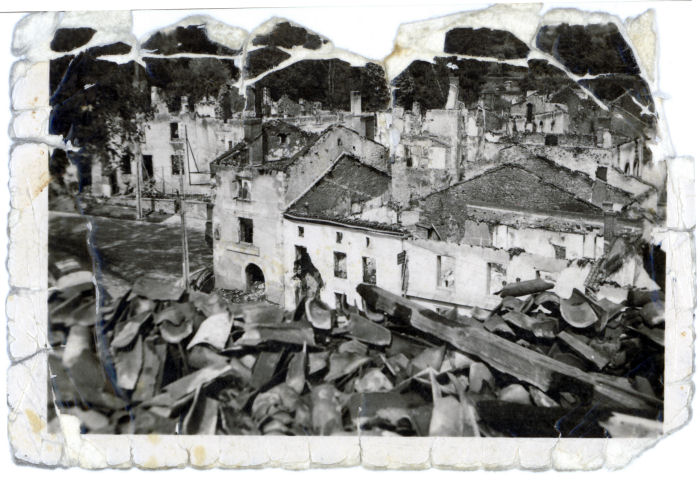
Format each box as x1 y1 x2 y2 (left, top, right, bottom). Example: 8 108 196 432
49 211 213 296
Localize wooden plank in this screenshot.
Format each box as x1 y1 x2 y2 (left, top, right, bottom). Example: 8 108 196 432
348 313 392 346
496 279 554 297
356 284 660 410
502 311 557 339
557 331 610 370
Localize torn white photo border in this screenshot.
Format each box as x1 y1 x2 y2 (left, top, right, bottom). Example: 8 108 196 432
3 0 697 472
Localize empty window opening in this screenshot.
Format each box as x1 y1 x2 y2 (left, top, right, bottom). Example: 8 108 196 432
545 134 558 146
298 226 304 238
336 232 343 243
239 217 254 244
170 122 179 140
526 103 533 123
142 155 154 178
552 244 566 260
334 252 347 279
362 257 377 285
334 292 346 309
235 178 251 200
487 262 506 294
171 154 183 175
437 255 455 289
120 155 131 175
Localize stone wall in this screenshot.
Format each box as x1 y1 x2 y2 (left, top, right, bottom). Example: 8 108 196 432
212 168 287 304
282 218 404 310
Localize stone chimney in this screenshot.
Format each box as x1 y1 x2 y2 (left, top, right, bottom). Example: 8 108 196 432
150 86 159 106
244 85 264 165
180 96 189 114
350 91 362 115
412 101 421 117
592 166 608 206
444 76 459 110
245 86 263 118
262 86 272 116
602 201 616 252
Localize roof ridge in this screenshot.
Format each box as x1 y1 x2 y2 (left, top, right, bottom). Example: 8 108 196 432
499 144 635 201
421 163 605 215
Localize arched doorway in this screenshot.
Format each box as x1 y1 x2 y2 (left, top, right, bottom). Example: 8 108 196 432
245 263 265 294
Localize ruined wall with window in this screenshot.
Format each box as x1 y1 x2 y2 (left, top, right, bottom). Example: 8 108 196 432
282 219 404 310
212 165 288 304
390 162 455 207
126 89 244 196
489 223 604 261
261 121 314 161
404 238 571 312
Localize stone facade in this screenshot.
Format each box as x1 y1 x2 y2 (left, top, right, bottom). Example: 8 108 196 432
211 123 389 304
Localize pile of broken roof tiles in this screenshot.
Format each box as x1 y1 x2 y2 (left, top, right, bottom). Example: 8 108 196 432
48 265 664 437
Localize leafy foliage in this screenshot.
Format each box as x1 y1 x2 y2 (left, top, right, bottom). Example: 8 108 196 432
246 46 291 79
392 57 587 112
444 27 529 59
144 56 240 113
142 25 240 55
257 59 390 112
536 23 640 76
251 21 325 50
50 27 96 52
50 50 152 175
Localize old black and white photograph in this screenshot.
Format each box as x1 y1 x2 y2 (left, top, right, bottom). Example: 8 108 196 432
6 2 696 468
42 5 669 439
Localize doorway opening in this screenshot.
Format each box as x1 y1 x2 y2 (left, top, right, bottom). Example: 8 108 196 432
245 263 265 294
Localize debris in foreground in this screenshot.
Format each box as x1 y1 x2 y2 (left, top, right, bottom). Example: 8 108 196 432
48 268 664 437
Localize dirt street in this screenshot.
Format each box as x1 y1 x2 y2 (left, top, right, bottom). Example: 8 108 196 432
49 211 213 295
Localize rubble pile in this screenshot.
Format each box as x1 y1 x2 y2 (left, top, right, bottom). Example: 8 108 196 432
48 267 664 437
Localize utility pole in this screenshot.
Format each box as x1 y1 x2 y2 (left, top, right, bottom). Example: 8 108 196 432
133 62 143 220
179 159 190 288
135 153 142 220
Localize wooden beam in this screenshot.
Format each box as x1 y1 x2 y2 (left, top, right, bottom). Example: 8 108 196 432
356 284 659 410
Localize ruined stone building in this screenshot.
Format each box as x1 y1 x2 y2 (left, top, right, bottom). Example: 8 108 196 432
132 88 245 196
95 87 247 197
386 77 472 206
283 153 404 310
210 115 389 305
207 76 660 313
258 88 378 139
400 162 645 312
509 92 569 135
274 148 648 314
382 74 659 211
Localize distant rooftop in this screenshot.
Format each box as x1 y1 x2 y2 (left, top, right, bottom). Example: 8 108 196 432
210 122 388 174
497 146 635 208
417 163 639 239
